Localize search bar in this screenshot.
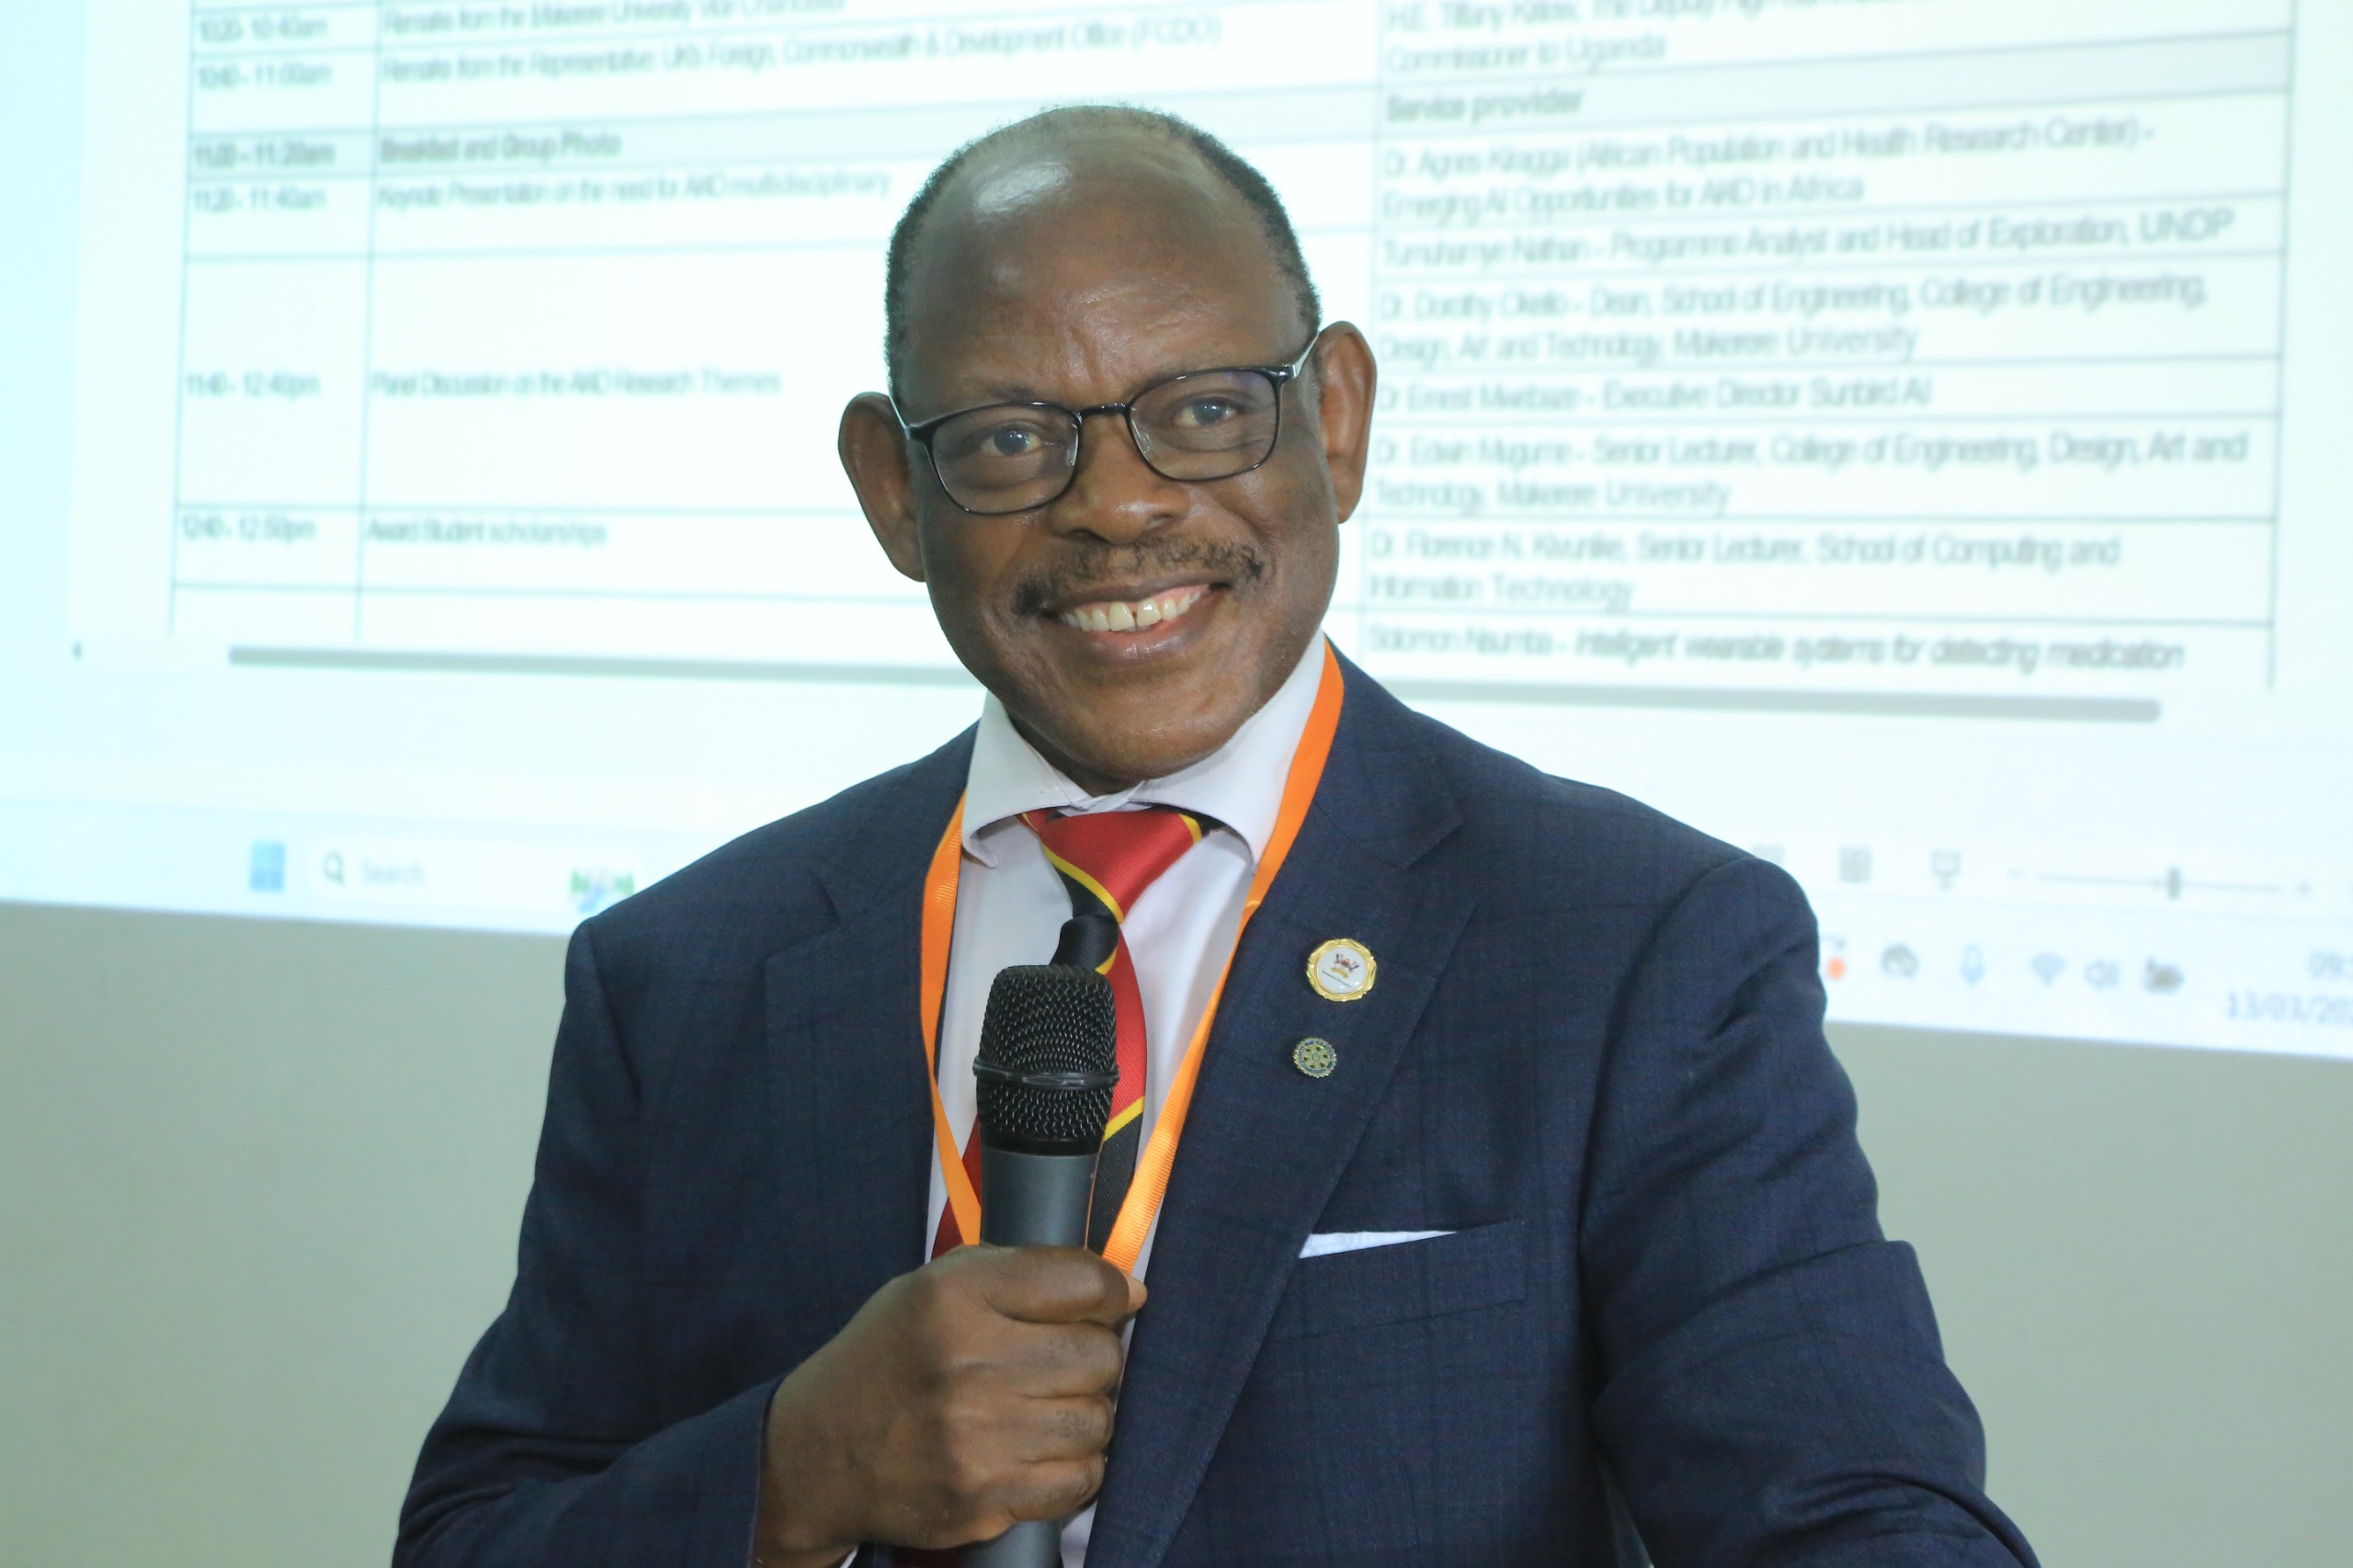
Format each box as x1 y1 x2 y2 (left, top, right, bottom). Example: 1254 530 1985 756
310 837 643 917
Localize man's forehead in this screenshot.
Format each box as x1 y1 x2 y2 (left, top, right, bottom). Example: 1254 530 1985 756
898 144 1294 397
900 263 1286 413
938 196 1255 313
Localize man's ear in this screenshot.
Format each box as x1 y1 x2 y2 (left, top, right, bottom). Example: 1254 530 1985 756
839 392 927 583
1308 323 1377 525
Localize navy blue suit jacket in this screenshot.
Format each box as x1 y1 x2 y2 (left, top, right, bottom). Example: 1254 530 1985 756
398 661 2034 1568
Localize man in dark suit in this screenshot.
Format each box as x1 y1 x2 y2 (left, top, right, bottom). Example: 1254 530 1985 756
397 107 2036 1567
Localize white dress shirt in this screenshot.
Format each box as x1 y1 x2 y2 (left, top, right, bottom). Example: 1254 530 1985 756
925 636 1324 1566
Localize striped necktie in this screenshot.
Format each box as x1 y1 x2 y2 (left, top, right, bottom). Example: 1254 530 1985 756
931 804 1205 1258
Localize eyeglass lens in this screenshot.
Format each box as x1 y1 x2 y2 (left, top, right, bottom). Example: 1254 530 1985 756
925 368 1283 514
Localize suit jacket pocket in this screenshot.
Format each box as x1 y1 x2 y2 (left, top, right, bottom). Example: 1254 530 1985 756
1266 1218 1527 1341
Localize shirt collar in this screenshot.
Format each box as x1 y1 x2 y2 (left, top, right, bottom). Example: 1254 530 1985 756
961 635 1327 869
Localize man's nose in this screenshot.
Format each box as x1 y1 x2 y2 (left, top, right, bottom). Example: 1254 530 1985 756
1044 408 1188 543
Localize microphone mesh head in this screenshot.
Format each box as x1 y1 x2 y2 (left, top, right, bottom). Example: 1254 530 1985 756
975 964 1118 1150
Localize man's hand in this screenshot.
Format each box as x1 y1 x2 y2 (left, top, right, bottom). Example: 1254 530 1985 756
754 1245 1146 1566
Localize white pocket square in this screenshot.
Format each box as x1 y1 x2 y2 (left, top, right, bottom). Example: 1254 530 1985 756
1298 1229 1453 1259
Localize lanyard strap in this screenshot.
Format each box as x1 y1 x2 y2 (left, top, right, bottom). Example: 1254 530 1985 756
919 640 1347 1274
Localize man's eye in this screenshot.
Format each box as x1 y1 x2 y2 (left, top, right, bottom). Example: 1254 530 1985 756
947 417 1058 463
1173 396 1241 428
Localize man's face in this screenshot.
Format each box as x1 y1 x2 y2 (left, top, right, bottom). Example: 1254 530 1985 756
840 153 1375 791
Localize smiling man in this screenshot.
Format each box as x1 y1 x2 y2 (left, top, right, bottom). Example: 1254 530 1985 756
396 108 2036 1568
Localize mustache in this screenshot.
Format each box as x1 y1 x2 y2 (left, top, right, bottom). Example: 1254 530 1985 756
1008 539 1268 617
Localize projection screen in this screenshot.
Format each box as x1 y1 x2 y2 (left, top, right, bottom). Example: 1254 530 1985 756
6 0 2348 1060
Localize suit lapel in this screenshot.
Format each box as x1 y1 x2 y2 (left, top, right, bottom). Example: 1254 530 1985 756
1086 670 1470 1568
762 737 974 1335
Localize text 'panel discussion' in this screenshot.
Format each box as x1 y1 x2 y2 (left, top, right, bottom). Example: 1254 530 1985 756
3 2 2348 1565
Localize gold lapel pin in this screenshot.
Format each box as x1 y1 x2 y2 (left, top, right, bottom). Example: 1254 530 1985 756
1306 937 1377 1003
1292 1037 1338 1078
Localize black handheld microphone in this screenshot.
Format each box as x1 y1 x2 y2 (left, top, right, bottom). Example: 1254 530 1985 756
961 920 1119 1568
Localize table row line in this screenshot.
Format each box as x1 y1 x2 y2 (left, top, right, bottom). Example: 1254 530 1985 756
179 6 2288 134
165 585 2267 692
178 171 2288 261
173 414 2287 516
167 511 2277 620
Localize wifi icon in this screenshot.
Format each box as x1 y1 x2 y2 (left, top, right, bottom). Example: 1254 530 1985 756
2030 953 2066 985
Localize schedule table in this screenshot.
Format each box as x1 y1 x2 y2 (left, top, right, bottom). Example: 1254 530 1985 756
170 0 2293 706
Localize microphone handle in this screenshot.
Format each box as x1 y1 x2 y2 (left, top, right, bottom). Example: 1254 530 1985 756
963 1143 1097 1568
976 1144 1097 1248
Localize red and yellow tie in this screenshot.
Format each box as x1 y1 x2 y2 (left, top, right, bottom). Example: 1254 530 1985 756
931 805 1205 1258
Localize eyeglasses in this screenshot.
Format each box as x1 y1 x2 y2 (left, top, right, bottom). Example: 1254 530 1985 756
894 334 1322 516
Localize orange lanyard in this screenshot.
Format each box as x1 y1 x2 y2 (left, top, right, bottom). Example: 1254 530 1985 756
918 640 1346 1274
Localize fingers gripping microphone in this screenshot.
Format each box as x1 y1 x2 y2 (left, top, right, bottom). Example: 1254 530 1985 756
962 920 1119 1568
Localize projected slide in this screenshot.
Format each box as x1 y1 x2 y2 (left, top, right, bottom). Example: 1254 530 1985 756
142 3 2288 699
13 0 2350 1057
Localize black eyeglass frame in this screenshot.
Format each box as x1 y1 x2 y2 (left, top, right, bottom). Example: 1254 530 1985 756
892 330 1324 517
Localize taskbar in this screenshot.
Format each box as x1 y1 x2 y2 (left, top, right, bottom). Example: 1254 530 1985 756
1 793 2347 1060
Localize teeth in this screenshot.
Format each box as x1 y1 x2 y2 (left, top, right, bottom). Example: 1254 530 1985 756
1058 585 1208 634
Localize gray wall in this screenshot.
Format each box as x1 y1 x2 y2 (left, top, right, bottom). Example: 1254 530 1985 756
2 901 2347 1565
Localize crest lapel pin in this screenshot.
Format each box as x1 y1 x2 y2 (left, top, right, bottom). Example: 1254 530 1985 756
1306 937 1377 1003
